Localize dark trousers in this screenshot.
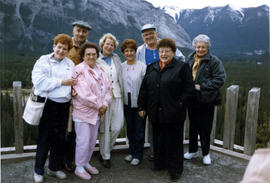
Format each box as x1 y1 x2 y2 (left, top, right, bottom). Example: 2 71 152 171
152 121 184 175
188 106 215 156
34 99 70 175
64 121 76 165
124 105 146 160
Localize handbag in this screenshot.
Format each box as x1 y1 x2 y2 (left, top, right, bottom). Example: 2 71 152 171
22 58 51 125
22 89 47 126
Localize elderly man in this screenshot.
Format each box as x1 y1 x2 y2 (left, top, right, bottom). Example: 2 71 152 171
136 24 185 161
136 24 185 65
68 20 91 65
64 20 91 172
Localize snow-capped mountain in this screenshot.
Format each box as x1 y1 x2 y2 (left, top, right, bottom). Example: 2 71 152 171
0 0 192 54
161 6 181 22
161 4 269 56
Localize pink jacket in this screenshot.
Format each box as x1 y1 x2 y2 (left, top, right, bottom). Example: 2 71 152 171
72 61 111 125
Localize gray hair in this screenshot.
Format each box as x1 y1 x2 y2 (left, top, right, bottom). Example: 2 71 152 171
99 33 119 49
192 34 211 49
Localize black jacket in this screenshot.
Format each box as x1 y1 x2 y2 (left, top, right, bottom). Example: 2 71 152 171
138 58 194 124
187 51 226 106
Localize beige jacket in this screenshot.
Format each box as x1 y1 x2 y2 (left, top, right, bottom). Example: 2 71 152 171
96 53 123 98
67 38 84 65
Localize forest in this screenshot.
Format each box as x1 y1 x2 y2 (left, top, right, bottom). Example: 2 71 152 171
1 51 270 149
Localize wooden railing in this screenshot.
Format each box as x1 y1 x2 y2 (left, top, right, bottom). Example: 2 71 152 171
1 81 268 159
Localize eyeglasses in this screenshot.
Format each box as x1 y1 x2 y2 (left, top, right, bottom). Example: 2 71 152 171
159 49 172 54
84 53 97 57
142 31 155 37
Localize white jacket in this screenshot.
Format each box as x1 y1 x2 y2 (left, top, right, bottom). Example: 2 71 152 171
32 53 74 103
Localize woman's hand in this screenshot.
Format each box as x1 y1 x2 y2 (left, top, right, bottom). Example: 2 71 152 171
138 110 146 119
195 84 200 91
62 78 77 86
72 89 77 97
98 105 107 116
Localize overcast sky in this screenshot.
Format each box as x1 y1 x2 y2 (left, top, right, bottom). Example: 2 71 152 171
145 0 270 9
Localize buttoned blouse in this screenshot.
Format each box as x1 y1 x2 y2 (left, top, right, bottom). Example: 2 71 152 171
96 54 123 98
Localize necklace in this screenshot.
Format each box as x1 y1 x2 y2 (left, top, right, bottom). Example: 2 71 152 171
153 50 156 59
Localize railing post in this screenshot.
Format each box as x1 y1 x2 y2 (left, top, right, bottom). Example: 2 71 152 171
210 106 218 144
223 85 239 150
244 88 260 155
12 81 24 153
268 118 270 148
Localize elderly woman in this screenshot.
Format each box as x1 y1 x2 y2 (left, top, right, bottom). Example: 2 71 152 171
138 38 194 182
32 34 76 183
72 42 111 180
184 34 226 165
121 39 146 166
96 33 124 168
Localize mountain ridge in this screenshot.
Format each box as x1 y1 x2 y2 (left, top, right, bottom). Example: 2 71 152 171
160 4 269 56
0 0 192 55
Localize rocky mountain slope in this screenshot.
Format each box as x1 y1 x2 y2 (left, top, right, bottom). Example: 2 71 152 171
0 0 192 54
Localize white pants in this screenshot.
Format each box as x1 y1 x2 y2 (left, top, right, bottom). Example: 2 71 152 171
99 97 124 160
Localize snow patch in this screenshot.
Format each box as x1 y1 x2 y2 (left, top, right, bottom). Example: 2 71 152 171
161 5 181 21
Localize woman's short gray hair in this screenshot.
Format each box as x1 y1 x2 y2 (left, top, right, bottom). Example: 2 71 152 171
192 34 211 49
99 33 119 49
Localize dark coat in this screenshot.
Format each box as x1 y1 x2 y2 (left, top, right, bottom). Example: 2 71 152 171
138 58 194 124
187 51 226 106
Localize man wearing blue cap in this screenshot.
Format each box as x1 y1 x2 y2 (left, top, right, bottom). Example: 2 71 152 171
64 20 91 172
136 24 185 162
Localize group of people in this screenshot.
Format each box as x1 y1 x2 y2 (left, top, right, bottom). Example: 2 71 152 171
31 20 226 183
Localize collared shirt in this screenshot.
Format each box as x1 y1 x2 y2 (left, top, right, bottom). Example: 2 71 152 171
32 53 74 103
145 48 159 65
100 52 112 66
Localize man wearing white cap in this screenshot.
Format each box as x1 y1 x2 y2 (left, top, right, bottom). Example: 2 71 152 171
64 20 91 172
136 24 185 65
136 24 185 161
